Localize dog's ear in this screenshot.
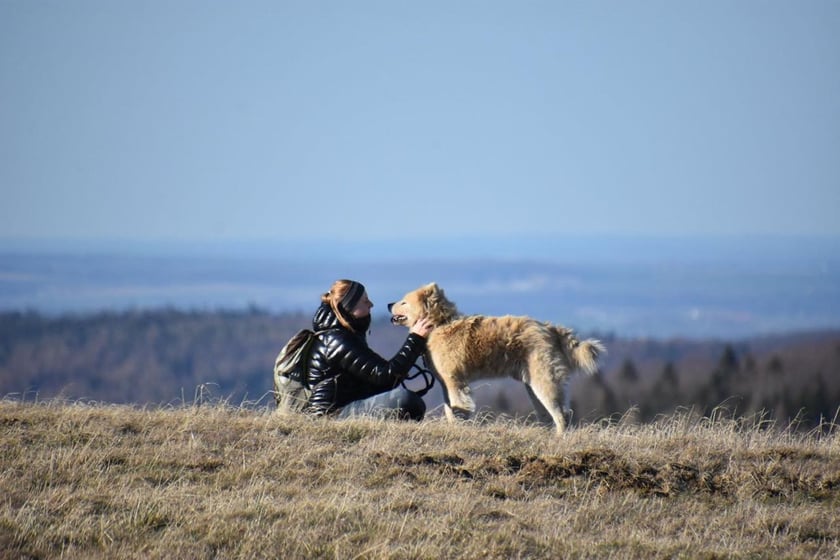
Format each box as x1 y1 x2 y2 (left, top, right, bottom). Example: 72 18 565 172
431 283 450 304
421 282 457 324
423 283 443 307
420 283 438 314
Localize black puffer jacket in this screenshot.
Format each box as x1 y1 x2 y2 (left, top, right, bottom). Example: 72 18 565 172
304 303 427 416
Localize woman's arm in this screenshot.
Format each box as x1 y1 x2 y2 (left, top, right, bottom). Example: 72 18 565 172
324 330 427 388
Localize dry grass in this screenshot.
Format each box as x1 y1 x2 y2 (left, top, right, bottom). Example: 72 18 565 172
1 399 839 560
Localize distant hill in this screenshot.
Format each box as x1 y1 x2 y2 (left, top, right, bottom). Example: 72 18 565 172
1 310 838 429
3 244 839 339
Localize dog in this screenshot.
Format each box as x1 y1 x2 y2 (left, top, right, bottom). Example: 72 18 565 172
388 283 604 433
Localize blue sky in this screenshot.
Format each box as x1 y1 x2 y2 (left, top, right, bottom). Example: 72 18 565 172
2 0 839 248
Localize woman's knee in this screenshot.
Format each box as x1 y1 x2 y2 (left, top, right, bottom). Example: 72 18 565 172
396 388 426 421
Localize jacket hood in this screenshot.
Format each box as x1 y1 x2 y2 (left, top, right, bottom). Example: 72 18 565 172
312 302 370 340
312 303 342 331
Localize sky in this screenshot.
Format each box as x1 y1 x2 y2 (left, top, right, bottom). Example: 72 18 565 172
1 0 839 249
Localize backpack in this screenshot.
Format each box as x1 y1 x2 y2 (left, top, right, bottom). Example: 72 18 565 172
273 329 322 413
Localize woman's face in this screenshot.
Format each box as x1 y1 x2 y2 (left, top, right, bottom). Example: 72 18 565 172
350 291 373 318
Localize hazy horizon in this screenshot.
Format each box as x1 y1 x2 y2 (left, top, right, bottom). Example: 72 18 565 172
2 234 838 340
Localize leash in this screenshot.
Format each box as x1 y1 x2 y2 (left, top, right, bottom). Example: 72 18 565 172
402 354 436 397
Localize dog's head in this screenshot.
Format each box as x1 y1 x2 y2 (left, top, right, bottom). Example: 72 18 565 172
388 282 459 328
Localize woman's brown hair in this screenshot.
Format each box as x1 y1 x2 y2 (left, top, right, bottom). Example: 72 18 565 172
322 279 366 332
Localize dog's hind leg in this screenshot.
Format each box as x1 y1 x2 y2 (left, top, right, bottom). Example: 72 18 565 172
524 374 569 434
524 384 557 428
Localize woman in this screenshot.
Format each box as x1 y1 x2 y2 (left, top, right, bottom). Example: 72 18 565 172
303 279 434 420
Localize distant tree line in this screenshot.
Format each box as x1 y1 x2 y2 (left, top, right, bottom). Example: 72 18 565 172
1 310 838 430
0 308 310 405
566 340 840 430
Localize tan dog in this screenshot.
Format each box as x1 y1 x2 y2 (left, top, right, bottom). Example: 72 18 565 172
388 283 605 433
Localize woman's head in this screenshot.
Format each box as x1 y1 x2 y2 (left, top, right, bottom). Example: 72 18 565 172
322 279 373 332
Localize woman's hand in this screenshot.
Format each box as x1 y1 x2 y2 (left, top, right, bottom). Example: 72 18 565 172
410 316 435 338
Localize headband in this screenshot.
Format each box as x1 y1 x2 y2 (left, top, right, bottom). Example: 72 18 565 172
338 281 366 314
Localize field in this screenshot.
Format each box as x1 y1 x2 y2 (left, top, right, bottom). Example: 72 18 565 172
2 400 839 559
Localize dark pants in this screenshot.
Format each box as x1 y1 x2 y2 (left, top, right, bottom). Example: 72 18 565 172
337 387 426 421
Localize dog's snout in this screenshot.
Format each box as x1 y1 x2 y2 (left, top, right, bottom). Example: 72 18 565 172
387 302 395 312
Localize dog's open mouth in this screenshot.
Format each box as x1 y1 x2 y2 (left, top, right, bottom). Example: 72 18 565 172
390 315 407 325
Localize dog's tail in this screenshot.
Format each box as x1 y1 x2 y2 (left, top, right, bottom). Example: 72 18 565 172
554 326 605 375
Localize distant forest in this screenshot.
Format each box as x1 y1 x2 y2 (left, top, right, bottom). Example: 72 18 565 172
1 309 838 430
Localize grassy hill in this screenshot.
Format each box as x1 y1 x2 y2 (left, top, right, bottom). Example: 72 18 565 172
2 400 838 559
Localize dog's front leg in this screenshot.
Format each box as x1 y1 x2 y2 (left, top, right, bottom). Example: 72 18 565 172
438 381 455 422
439 376 475 422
